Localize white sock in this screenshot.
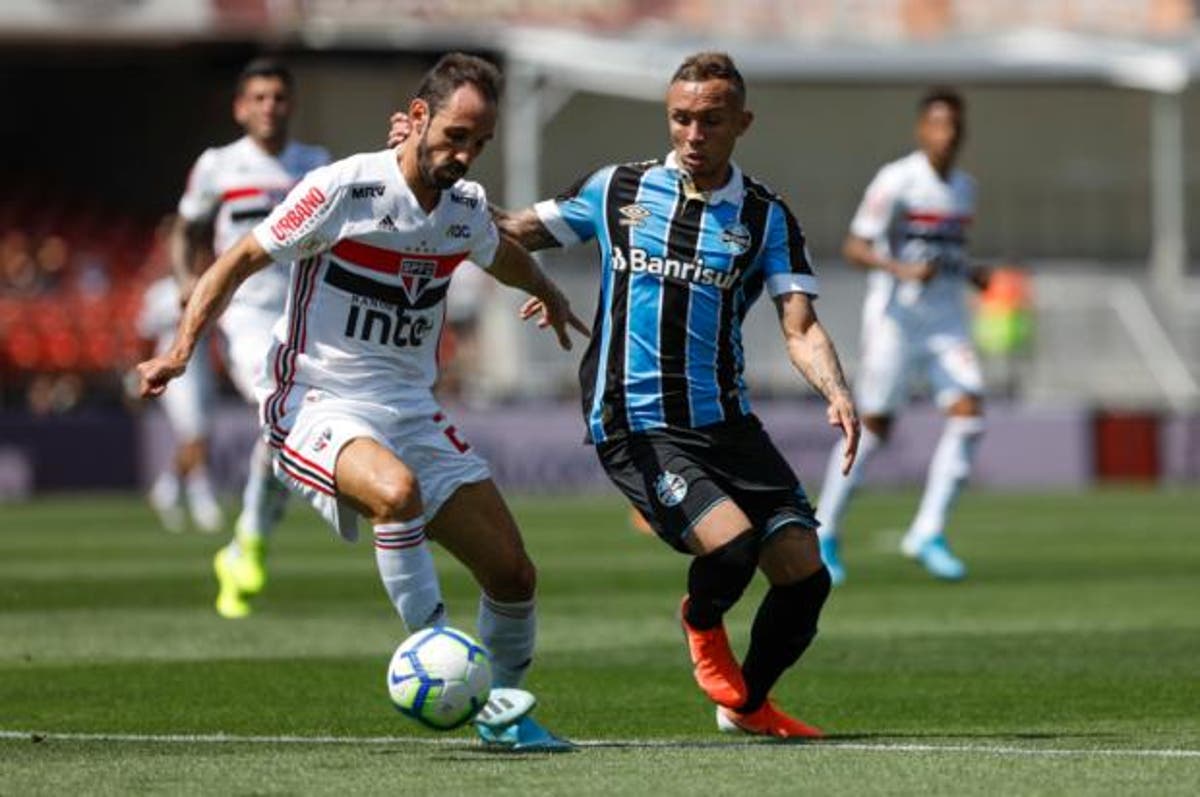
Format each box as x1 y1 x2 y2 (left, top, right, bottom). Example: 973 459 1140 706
149 471 181 508
477 593 535 688
907 416 986 544
374 519 445 632
236 438 289 541
815 428 882 540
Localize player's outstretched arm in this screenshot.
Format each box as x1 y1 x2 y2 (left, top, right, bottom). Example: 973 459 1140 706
487 234 589 350
843 233 935 283
137 233 273 397
491 206 562 253
774 292 860 474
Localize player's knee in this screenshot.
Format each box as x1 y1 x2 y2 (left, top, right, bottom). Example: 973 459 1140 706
482 551 536 602
374 471 423 522
761 525 824 583
688 529 759 622
863 414 892 441
703 529 760 575
947 394 985 418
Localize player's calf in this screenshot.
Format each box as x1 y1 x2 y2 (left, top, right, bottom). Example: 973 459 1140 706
740 565 832 714
681 531 759 707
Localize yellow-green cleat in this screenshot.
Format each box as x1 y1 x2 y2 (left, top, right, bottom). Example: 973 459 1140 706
230 533 267 596
213 546 251 619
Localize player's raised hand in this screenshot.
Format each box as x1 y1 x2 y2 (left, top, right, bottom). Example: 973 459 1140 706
827 392 860 475
136 353 187 398
519 293 590 351
387 112 412 148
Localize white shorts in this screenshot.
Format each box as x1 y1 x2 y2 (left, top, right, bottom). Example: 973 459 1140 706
856 311 984 415
159 341 216 442
268 395 491 542
219 303 282 403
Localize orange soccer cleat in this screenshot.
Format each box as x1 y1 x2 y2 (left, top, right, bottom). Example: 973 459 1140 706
680 596 748 708
716 700 824 739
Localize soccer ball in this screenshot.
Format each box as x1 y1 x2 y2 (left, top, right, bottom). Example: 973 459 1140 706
387 626 492 730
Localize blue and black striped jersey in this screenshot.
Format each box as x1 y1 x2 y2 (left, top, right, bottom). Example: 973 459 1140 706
535 153 819 444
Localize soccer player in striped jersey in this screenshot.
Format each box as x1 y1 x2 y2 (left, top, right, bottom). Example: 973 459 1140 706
173 58 330 618
140 54 587 751
815 88 989 584
482 52 861 738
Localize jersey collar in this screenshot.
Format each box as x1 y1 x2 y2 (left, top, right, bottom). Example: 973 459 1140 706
663 151 743 206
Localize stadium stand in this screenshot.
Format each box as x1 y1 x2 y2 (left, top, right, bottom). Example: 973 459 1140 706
0 197 157 409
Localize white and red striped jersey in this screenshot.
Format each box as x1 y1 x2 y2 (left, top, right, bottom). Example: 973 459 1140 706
849 150 976 321
178 136 330 311
251 149 500 441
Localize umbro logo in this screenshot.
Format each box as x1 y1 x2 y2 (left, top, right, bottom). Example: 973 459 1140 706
378 214 397 231
618 203 650 227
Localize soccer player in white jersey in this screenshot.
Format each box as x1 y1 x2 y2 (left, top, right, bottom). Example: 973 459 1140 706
137 276 224 534
173 58 330 617
816 87 989 584
139 53 587 752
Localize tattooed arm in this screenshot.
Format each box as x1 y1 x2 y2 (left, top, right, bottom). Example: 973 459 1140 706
774 291 861 474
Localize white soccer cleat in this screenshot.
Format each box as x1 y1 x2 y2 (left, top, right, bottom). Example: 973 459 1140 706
473 687 537 730
190 499 225 534
148 486 185 534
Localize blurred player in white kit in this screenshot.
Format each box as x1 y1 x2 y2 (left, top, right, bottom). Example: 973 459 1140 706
137 275 224 534
816 87 990 584
172 57 330 617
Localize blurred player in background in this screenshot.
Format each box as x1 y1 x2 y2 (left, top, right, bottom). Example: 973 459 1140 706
172 57 330 617
141 53 587 751
136 274 224 534
815 87 989 584
399 52 860 738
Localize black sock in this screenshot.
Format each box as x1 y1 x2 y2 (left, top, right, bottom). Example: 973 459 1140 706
739 566 832 713
684 530 759 630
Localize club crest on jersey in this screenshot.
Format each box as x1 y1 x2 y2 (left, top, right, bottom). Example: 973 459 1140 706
721 223 752 255
398 258 437 303
312 426 333 453
654 471 688 507
618 203 651 227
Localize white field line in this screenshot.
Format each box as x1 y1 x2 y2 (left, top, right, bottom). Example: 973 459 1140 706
1 730 1198 759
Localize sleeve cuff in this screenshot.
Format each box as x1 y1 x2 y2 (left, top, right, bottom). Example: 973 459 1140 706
766 273 820 298
252 224 286 259
534 200 580 247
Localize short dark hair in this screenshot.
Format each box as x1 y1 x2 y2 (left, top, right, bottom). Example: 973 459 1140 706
236 57 294 96
670 51 746 105
416 53 503 115
919 86 965 117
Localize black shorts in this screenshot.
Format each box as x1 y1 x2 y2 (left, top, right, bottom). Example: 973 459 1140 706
596 414 819 553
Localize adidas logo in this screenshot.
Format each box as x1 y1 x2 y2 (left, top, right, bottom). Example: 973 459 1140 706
378 214 397 231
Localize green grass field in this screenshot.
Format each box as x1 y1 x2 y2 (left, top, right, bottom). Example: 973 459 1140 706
2 489 1199 795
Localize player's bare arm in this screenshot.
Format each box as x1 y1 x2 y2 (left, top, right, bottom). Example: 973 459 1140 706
842 233 935 283
138 233 273 397
486 234 589 350
491 205 561 252
775 291 860 474
169 215 216 303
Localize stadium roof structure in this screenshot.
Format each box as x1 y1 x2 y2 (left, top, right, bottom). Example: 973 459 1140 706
478 27 1197 293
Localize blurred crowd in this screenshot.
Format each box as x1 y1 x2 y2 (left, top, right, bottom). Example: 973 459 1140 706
0 200 161 413
0 202 491 415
